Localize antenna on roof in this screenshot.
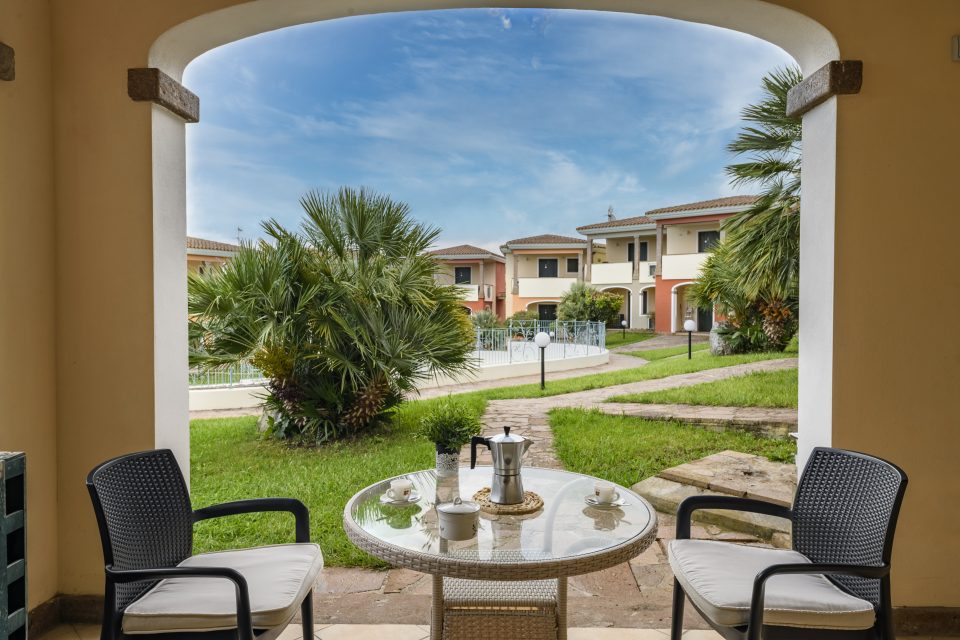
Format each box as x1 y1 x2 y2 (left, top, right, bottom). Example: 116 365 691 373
607 206 616 222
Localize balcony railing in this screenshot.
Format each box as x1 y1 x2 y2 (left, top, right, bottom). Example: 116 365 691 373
455 283 480 301
590 262 632 285
517 277 577 298
661 253 708 280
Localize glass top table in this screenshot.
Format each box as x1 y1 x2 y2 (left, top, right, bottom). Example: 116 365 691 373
343 466 658 581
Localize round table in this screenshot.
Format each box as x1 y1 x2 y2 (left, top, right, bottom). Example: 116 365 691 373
343 466 658 640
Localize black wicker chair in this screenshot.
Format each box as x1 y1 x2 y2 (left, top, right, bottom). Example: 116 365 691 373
669 447 907 640
87 449 320 640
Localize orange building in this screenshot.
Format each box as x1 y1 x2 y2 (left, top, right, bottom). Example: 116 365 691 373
430 244 507 319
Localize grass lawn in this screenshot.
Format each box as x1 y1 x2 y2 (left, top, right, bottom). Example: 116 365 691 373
465 348 793 401
608 367 798 408
551 408 796 487
190 394 485 568
624 342 710 360
604 330 656 349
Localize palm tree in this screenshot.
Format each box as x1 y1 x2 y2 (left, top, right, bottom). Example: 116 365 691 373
692 66 802 349
188 187 476 443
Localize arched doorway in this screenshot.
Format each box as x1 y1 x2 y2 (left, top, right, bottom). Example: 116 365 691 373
599 286 632 329
148 0 839 475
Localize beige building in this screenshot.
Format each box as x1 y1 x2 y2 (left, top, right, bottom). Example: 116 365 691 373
1 0 958 630
186 236 239 275
500 234 604 320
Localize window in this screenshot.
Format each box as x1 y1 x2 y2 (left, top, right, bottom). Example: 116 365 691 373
454 266 472 284
698 231 721 253
648 264 656 277
539 259 558 278
566 257 579 273
641 290 648 314
638 241 648 261
627 242 634 263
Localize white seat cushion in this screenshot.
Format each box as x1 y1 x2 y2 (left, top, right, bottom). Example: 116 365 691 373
668 540 875 630
123 543 323 634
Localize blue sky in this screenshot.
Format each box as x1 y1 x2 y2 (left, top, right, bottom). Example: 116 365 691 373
183 9 794 252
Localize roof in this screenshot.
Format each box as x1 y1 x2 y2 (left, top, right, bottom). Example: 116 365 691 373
502 234 587 246
429 244 503 259
186 236 240 253
576 214 656 232
645 195 759 216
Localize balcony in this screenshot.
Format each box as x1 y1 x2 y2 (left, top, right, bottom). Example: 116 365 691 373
455 283 479 301
589 261 656 285
590 262 632 285
661 253 707 280
518 277 577 298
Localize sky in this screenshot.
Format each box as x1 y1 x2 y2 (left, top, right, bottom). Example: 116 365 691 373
183 9 795 252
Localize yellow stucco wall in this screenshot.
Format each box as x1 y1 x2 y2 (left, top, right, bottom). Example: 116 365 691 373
0 0 59 608
664 221 722 254
0 0 958 614
603 235 655 262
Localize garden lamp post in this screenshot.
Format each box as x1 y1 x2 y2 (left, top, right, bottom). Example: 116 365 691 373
535 331 551 390
621 319 627 339
683 318 697 359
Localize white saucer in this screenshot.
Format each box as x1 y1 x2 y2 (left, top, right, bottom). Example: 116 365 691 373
380 491 421 506
584 494 628 509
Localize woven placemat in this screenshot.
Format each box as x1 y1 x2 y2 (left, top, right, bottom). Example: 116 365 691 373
472 487 544 515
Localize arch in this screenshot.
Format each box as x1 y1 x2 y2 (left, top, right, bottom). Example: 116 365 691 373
148 0 839 474
524 299 561 310
669 281 695 334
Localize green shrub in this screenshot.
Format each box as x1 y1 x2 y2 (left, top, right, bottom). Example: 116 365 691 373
507 310 538 322
472 309 502 329
558 282 623 324
419 398 483 452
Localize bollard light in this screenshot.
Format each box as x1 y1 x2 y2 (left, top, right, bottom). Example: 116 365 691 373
621 319 627 339
683 318 697 359
534 331 551 389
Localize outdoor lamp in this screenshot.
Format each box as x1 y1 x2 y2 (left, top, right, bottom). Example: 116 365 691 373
683 318 697 359
535 331 551 390
621 318 627 339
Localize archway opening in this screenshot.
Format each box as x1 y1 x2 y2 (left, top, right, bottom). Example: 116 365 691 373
150 0 839 476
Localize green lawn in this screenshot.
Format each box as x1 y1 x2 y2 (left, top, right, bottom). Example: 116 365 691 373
604 330 656 349
551 408 796 487
190 394 485 568
465 348 793 401
624 342 710 360
608 367 798 408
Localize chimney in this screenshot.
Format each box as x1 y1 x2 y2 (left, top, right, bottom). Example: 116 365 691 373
607 205 616 222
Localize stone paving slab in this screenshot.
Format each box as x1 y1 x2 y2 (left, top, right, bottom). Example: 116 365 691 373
598 403 796 439
657 450 796 506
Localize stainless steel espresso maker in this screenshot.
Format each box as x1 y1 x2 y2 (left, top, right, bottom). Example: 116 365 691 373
470 427 532 504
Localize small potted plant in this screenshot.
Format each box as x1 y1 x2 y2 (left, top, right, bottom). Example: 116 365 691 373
419 399 482 477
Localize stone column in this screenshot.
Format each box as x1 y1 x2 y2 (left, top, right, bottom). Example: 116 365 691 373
479 260 485 302
512 253 519 295
632 233 640 280
655 225 664 276
586 242 593 281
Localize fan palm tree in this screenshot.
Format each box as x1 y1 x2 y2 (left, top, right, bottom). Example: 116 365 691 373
188 187 476 443
692 66 802 349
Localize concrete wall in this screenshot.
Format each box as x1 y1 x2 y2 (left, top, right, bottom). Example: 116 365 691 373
1 0 958 614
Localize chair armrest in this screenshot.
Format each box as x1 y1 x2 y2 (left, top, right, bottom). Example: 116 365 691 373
746 562 888 640
194 497 310 543
676 495 792 539
106 565 254 640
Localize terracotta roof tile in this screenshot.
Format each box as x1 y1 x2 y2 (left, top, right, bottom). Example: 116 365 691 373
645 195 758 215
576 214 656 232
429 244 503 258
503 234 586 246
186 236 241 252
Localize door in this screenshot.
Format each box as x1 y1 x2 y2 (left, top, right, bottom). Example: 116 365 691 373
539 259 558 278
696 306 713 331
538 304 557 321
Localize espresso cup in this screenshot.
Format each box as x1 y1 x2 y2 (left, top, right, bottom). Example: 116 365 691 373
594 481 620 504
387 478 413 501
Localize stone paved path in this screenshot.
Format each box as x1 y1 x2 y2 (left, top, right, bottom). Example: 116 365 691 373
609 332 708 353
